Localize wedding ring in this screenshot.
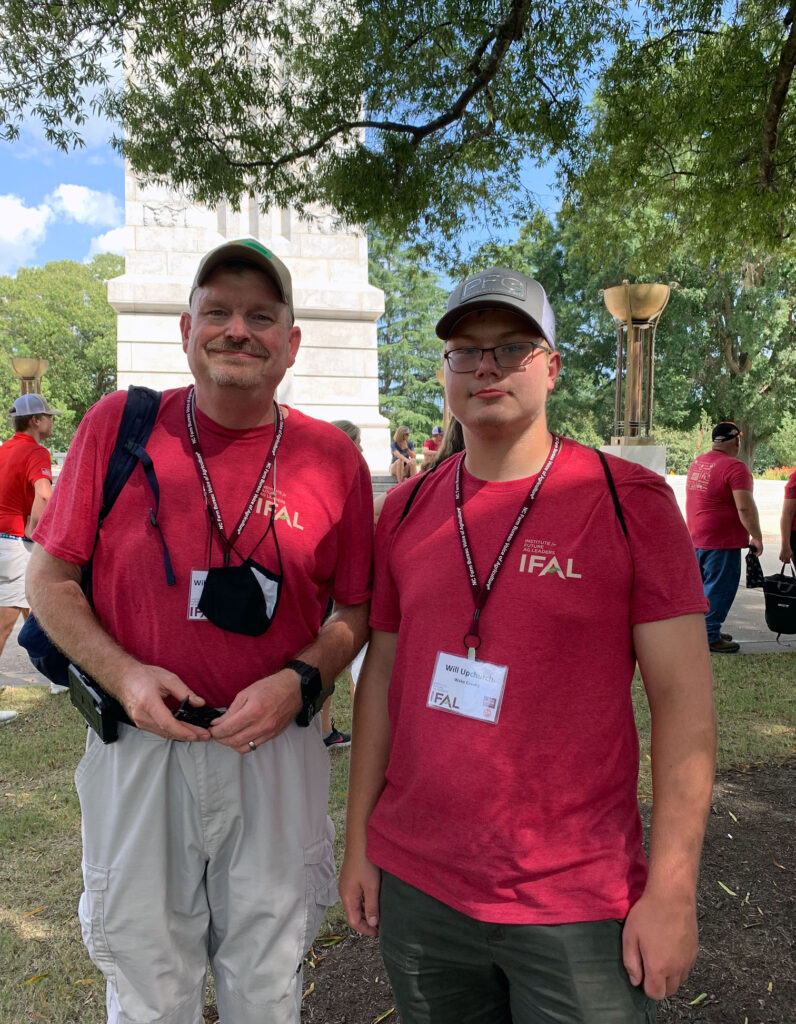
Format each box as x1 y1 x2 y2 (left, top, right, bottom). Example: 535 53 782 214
248 740 256 752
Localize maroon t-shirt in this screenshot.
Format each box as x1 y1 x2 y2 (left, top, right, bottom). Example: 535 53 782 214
35 388 373 707
368 440 706 925
685 451 753 549
785 469 796 533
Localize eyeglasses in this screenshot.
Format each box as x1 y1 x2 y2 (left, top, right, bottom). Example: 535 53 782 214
443 341 549 373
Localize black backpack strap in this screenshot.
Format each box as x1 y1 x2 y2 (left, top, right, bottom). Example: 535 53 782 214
128 441 176 587
596 449 628 538
87 386 175 592
399 471 433 524
99 386 162 525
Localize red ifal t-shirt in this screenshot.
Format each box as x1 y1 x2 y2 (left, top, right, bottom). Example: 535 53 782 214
0 433 53 535
685 450 754 548
368 440 707 925
34 388 373 708
786 470 796 532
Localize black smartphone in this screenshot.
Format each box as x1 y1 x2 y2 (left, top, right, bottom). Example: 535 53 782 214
172 698 223 728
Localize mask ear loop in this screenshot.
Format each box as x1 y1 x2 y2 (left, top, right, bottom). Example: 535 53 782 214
223 458 281 570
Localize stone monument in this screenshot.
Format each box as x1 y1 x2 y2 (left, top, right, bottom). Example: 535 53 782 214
108 167 390 470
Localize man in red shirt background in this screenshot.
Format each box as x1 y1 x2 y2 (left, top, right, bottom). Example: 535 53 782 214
685 421 764 653
0 393 58 657
779 467 796 567
422 425 444 454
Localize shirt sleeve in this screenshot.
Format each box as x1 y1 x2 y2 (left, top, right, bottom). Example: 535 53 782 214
33 393 126 566
328 453 374 607
727 460 754 492
369 488 404 632
619 470 709 625
25 447 53 486
784 470 796 499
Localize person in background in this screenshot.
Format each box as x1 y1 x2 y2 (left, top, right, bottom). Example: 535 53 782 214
685 421 764 654
423 426 444 456
0 394 62 704
375 419 465 524
341 266 716 1024
331 419 362 452
389 425 417 484
779 466 796 567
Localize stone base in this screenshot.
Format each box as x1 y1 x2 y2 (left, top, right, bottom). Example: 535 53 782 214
601 444 667 477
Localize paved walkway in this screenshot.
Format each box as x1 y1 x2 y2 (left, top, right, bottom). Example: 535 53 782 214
0 477 791 687
0 618 51 689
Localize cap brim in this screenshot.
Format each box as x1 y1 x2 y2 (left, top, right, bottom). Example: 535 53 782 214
436 299 552 347
194 245 287 302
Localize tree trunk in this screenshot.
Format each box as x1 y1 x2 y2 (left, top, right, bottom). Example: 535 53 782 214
736 419 757 470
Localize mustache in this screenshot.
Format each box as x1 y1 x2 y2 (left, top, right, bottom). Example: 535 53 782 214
206 341 266 357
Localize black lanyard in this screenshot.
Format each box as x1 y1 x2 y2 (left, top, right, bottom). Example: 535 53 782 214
454 435 561 659
185 387 283 564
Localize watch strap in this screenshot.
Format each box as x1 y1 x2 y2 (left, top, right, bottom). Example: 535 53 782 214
285 659 335 727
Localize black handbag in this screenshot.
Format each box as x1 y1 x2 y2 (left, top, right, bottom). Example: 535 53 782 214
762 563 796 642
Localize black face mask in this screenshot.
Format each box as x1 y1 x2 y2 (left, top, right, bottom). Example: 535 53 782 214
198 557 282 637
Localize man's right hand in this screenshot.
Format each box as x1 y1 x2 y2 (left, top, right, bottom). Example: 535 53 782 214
114 663 211 743
750 537 763 555
339 851 382 937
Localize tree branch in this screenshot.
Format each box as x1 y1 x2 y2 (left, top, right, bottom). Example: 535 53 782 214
759 0 796 190
400 20 455 53
201 0 533 173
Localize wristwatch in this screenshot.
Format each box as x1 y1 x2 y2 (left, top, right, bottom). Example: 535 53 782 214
285 660 335 727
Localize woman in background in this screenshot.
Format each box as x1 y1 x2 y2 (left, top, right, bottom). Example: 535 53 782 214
389 426 417 484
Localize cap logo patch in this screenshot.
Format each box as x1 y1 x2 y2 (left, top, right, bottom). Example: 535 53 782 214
461 273 526 301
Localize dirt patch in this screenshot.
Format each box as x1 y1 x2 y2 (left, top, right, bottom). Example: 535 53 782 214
293 762 795 1024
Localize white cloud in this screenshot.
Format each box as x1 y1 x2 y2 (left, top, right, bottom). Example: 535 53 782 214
48 183 122 226
0 194 53 275
88 225 131 257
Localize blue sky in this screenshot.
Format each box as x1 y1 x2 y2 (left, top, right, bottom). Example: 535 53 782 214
0 116 127 277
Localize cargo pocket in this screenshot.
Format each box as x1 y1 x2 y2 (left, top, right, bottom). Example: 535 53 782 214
302 832 338 955
78 864 116 983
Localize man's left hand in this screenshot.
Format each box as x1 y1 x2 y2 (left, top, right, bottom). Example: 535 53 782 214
209 669 302 754
622 889 698 1000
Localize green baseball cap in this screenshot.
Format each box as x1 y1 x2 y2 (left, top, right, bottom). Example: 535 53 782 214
190 237 294 316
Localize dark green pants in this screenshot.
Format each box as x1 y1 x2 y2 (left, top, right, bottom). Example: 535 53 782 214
379 873 656 1024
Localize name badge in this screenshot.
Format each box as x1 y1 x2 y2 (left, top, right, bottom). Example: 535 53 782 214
427 651 507 724
188 570 208 620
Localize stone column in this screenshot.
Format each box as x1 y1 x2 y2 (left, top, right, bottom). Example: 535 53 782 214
108 166 391 470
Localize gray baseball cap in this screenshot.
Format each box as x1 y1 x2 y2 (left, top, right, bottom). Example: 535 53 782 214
10 394 63 417
436 267 556 349
190 237 294 316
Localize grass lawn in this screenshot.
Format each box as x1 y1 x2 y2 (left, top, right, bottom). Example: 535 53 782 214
1 654 794 1024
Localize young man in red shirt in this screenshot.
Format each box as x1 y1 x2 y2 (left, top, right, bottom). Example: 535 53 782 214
341 268 716 1024
0 393 59 657
685 422 764 653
